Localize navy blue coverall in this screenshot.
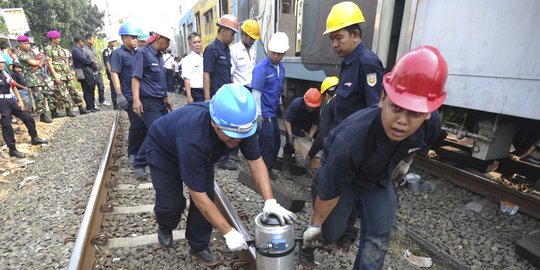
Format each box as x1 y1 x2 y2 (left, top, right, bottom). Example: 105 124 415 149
110 45 145 157
314 106 440 269
283 97 319 155
141 103 261 252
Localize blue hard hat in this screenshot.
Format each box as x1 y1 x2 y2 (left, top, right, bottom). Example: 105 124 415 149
118 22 139 36
209 83 257 139
136 28 150 41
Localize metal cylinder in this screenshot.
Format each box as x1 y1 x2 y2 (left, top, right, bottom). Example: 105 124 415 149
254 213 296 270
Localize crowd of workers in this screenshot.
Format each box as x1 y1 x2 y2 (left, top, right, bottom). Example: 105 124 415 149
1 1 450 269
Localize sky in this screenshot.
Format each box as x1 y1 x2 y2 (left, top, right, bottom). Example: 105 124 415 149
90 0 197 38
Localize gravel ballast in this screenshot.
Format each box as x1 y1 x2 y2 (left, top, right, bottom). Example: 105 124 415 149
1 93 538 269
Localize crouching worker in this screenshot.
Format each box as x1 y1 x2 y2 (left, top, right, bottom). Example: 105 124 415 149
282 88 321 178
141 83 296 266
0 57 48 158
300 46 448 269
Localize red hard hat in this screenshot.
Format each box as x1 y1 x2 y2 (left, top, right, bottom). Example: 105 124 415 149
217 14 239 33
304 88 321 108
383 45 448 113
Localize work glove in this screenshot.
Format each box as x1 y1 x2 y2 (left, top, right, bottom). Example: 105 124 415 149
302 224 323 248
288 135 295 145
391 159 412 185
116 94 129 110
303 156 312 170
262 199 297 225
223 228 249 251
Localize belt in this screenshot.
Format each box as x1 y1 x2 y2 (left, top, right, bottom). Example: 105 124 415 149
0 93 13 99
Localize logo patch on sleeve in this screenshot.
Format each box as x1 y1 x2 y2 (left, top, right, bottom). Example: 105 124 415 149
367 73 377 87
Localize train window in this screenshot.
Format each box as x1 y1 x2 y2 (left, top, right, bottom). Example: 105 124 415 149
282 0 295 14
204 9 214 36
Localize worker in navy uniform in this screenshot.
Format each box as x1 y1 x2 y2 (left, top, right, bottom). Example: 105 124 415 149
110 22 144 165
304 76 339 169
131 26 173 176
203 14 239 170
251 32 289 179
282 88 321 178
141 83 296 266
300 46 448 270
324 2 384 126
0 57 48 158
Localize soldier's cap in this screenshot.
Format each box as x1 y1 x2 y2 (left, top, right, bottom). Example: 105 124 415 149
47 30 61 39
0 57 5 63
13 62 23 68
17 36 30 43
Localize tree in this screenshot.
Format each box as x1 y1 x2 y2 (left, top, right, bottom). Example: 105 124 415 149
0 0 104 47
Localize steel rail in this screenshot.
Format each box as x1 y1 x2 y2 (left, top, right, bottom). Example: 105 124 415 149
413 156 540 220
68 112 120 270
214 183 257 269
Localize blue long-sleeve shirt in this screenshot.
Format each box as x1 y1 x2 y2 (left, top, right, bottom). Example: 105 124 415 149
72 46 94 69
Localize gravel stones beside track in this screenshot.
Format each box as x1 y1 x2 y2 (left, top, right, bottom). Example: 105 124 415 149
0 110 116 269
396 168 538 269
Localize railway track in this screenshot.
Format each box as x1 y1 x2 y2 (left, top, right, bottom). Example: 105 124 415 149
67 112 256 270
413 155 540 220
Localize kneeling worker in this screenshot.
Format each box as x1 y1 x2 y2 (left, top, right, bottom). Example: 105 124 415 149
301 46 448 269
142 83 296 266
282 88 321 178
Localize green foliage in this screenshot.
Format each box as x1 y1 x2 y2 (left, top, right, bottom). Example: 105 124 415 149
0 0 104 47
0 16 8 34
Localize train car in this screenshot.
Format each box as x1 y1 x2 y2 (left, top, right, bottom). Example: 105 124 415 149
178 0 540 161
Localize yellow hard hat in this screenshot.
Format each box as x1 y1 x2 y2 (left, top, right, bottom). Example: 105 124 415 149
241 19 260 40
323 1 365 35
320 76 339 95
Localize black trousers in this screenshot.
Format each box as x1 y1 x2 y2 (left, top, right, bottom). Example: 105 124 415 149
149 161 213 252
126 99 145 156
79 78 96 110
0 98 37 150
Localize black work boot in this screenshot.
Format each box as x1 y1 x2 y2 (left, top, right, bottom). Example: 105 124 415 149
40 113 53 123
9 149 25 158
66 108 75 117
282 154 293 180
216 159 238 170
190 249 223 266
157 227 173 247
51 109 63 118
78 105 88 115
298 249 317 269
31 137 48 145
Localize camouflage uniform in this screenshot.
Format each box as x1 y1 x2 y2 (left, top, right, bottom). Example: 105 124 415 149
44 44 84 108
17 49 57 113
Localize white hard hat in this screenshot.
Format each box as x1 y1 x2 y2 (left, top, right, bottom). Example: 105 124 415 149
106 37 117 43
268 32 289 53
152 26 174 41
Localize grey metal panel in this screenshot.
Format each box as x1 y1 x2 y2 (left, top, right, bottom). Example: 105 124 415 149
281 57 326 82
410 0 540 120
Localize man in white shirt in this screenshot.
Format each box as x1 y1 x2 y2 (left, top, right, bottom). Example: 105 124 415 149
163 48 175 92
181 32 204 103
230 19 260 90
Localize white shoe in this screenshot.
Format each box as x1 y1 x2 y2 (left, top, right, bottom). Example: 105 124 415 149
100 101 111 106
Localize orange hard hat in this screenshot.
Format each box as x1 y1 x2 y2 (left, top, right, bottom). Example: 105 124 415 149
383 45 448 113
304 88 321 108
217 14 239 33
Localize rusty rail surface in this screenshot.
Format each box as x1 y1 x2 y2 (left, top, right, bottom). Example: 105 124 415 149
214 184 257 269
68 112 120 270
413 156 540 220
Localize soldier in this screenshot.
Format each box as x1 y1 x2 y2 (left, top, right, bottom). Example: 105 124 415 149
43 30 87 117
103 37 118 109
0 57 48 158
16 36 54 123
